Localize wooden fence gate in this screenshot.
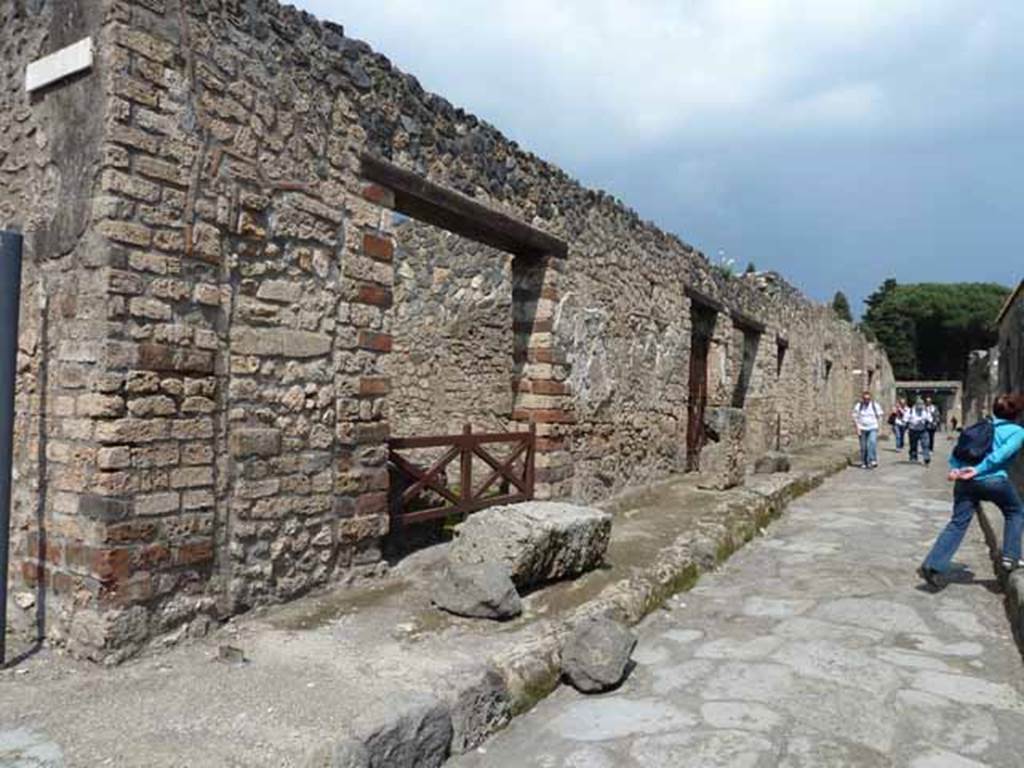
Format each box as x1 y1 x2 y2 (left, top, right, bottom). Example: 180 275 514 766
388 424 536 526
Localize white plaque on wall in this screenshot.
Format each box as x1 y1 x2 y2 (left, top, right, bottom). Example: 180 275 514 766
25 37 94 93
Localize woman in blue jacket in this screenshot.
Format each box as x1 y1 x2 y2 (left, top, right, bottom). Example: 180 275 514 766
918 394 1024 587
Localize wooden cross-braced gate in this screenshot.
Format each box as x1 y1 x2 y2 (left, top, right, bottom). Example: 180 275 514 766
388 423 536 526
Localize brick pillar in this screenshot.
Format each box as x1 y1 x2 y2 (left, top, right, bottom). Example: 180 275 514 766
330 182 397 563
511 255 574 499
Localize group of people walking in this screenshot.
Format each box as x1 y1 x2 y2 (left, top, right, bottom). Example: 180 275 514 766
850 390 1024 590
850 391 941 468
888 396 941 464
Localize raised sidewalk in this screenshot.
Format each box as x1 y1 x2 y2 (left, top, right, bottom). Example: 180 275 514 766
0 439 857 767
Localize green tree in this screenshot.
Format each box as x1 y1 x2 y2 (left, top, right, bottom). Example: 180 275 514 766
860 280 1010 380
831 291 853 322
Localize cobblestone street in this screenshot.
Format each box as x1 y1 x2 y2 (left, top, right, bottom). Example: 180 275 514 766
454 448 1024 767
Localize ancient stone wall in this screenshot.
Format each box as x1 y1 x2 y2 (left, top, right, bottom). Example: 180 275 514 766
963 282 1023 490
2 0 893 660
386 220 514 438
996 283 1024 491
1 0 122 654
997 284 1024 399
964 349 999 425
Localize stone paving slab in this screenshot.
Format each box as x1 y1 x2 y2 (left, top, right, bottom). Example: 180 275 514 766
0 440 854 767
452 447 1024 767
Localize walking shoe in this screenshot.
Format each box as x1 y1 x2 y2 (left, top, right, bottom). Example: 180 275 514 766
1000 558 1024 573
917 565 943 589
924 459 931 466
870 462 878 468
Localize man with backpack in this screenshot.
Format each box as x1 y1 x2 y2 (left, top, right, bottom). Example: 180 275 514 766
852 390 883 468
905 398 933 465
918 394 1024 588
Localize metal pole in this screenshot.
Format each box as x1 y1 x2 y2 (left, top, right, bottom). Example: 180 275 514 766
0 230 24 665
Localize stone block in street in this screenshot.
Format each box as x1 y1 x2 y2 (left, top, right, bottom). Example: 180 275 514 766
356 694 453 768
449 502 613 589
561 617 637 693
697 407 746 490
754 451 792 474
432 563 522 621
305 739 370 768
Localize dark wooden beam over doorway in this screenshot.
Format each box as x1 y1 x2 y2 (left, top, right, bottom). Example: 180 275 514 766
360 154 568 260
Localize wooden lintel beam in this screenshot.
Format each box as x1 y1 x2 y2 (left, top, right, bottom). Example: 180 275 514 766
731 311 766 335
360 154 568 259
685 286 726 314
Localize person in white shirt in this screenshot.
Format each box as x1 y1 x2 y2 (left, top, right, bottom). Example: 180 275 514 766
852 390 884 469
905 398 934 464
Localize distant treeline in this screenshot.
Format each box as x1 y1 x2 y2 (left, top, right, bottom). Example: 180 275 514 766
858 280 1010 381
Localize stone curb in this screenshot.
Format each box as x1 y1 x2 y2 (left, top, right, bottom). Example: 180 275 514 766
975 504 1024 655
308 453 852 766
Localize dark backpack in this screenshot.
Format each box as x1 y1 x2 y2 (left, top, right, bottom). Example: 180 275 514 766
952 418 994 464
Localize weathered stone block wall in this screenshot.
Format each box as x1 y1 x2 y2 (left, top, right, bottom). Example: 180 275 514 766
964 283 1023 491
998 286 1024 399
2 0 893 660
964 349 998 425
386 221 514 438
1 0 132 656
996 284 1024 492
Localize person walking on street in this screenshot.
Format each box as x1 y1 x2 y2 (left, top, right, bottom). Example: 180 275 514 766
919 394 1024 587
890 398 908 450
906 398 933 464
852 390 883 469
924 395 940 452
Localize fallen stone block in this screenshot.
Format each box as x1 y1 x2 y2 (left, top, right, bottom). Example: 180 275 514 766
561 617 637 693
697 406 746 490
449 502 612 589
356 693 452 768
754 451 791 474
305 739 370 768
217 644 245 664
432 563 522 621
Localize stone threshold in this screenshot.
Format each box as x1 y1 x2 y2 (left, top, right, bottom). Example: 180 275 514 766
0 439 858 768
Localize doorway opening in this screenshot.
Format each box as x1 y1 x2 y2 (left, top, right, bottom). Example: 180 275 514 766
686 304 717 472
357 155 571 552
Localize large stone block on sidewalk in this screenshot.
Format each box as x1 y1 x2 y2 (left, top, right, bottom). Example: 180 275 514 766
432 563 522 621
697 407 746 490
354 694 453 768
561 617 637 693
449 502 613 589
305 740 370 768
754 451 791 474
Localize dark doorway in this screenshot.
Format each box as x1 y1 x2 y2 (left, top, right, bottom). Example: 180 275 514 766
731 327 760 408
686 305 716 471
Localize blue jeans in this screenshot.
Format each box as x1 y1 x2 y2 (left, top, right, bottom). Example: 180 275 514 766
858 429 878 466
923 476 1024 573
909 429 930 462
894 424 905 449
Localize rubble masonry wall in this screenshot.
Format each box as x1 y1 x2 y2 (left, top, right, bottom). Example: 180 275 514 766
1 0 893 660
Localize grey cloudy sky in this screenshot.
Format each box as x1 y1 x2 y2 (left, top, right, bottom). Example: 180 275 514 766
296 1 1024 314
